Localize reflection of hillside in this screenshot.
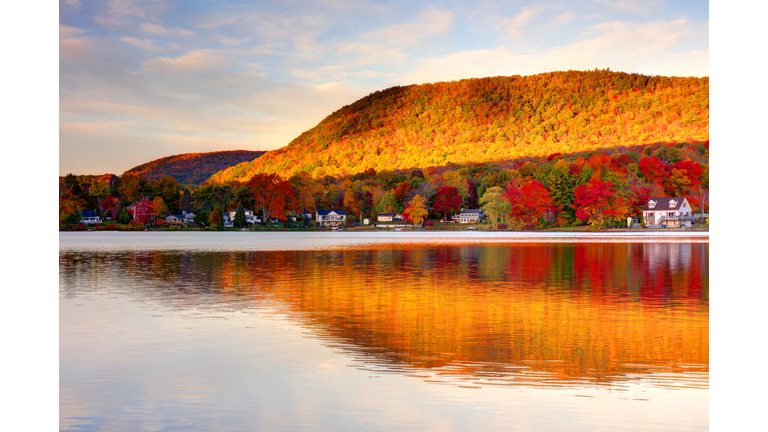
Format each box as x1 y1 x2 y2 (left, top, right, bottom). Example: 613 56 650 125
60 243 708 388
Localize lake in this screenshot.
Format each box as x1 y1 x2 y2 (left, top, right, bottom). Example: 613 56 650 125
60 231 708 431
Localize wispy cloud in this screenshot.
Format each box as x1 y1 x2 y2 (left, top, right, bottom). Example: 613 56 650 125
143 49 227 72
139 22 194 37
94 0 169 27
120 36 166 52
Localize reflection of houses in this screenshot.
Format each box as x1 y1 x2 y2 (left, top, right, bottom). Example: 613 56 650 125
127 198 153 224
79 210 102 225
642 198 694 228
377 213 395 222
457 209 484 224
223 208 260 226
316 209 346 226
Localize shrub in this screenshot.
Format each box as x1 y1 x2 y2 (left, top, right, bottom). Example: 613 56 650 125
496 223 508 230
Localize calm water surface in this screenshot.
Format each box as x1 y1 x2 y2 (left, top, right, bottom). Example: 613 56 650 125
60 232 708 431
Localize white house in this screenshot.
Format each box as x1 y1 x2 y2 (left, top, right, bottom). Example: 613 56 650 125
182 211 196 225
316 209 346 226
224 208 260 225
79 210 102 225
457 209 484 224
642 197 694 228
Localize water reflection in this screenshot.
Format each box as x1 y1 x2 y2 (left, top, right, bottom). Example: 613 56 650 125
60 242 708 390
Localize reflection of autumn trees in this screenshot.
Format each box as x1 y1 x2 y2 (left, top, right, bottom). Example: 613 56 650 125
60 243 708 386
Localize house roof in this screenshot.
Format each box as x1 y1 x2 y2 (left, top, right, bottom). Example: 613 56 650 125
317 209 346 216
81 210 98 218
378 213 395 217
642 197 687 211
460 209 483 214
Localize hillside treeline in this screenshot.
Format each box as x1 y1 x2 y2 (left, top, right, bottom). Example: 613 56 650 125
210 70 708 183
122 150 265 185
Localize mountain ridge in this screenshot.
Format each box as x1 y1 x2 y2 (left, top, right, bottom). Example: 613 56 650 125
208 70 708 184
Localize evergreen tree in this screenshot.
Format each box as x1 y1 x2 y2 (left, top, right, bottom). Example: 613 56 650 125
118 208 131 224
233 203 247 228
180 188 192 213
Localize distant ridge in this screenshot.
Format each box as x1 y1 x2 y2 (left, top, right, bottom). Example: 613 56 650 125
123 150 265 185
208 70 708 183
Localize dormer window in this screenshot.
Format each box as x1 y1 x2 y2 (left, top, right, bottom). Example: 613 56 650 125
648 200 656 209
669 199 677 207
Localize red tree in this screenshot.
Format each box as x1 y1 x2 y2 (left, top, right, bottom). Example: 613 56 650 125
503 180 558 227
573 179 625 229
433 186 462 222
638 157 670 185
248 174 297 222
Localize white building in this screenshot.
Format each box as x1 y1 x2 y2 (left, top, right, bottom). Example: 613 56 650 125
316 209 346 226
457 209 484 224
642 197 694 228
224 208 260 225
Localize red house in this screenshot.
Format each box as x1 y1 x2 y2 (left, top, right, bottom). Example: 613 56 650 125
127 198 153 224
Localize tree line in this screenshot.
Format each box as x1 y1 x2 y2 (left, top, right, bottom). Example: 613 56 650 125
60 141 708 230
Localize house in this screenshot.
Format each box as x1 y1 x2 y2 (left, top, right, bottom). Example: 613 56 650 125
457 209 484 224
377 213 395 222
182 211 196 225
165 214 185 225
642 197 695 228
126 198 153 225
79 210 102 225
316 209 346 226
223 208 260 225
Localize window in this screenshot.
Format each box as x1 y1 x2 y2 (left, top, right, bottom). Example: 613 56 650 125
668 212 674 218
648 200 656 208
669 199 677 207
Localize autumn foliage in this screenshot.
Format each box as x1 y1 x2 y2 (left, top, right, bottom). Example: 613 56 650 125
210 70 708 183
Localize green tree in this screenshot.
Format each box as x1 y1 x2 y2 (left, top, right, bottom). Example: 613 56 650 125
233 203 247 228
118 208 131 224
480 186 512 229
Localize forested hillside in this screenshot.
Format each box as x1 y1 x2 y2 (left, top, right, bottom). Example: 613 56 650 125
123 150 265 185
209 70 708 183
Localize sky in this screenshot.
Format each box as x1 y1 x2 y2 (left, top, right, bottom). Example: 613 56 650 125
59 0 709 175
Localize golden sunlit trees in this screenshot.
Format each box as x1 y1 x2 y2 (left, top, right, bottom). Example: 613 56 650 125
403 194 428 225
151 197 169 218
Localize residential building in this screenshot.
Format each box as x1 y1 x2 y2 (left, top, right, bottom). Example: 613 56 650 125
316 209 346 226
126 198 153 225
642 197 694 228
224 208 260 225
457 209 484 224
165 214 185 225
377 213 395 222
79 210 102 225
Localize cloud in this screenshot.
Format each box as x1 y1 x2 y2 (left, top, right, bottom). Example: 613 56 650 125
590 0 662 14
94 0 169 27
120 36 166 52
139 22 194 37
362 7 453 47
143 49 227 72
400 18 708 84
494 7 543 39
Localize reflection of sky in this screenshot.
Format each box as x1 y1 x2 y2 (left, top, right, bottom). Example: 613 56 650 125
60 293 708 432
59 0 708 175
